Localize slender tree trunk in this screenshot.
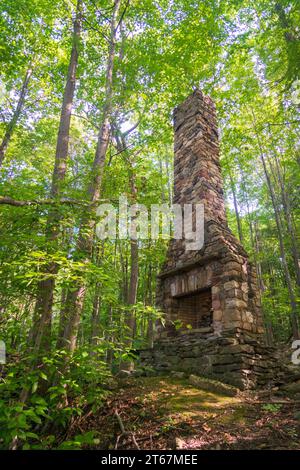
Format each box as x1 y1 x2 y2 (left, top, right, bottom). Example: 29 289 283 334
253 221 265 292
229 170 243 242
146 259 154 348
238 162 256 250
279 179 300 287
60 0 122 354
127 239 138 329
56 288 67 348
158 153 167 203
265 322 274 347
31 0 82 354
253 219 272 342
0 66 32 167
275 2 298 43
251 111 299 339
112 125 139 370
268 132 300 286
119 240 129 302
90 286 101 347
106 305 114 369
121 235 138 370
164 147 173 206
126 156 139 339
237 161 266 292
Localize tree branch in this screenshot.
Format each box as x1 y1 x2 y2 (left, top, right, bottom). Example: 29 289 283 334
0 196 112 208
115 0 130 33
72 113 100 129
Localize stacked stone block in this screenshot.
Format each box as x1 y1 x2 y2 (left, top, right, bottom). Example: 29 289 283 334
140 329 284 390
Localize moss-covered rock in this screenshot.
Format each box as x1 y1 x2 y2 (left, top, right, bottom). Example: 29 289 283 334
188 374 238 397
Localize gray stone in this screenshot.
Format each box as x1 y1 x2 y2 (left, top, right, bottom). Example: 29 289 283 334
117 370 133 378
103 378 118 390
131 369 144 377
174 437 186 449
188 374 238 396
170 371 186 379
293 411 300 421
282 380 300 395
221 344 254 355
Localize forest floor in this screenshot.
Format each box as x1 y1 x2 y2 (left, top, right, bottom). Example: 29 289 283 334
68 376 300 450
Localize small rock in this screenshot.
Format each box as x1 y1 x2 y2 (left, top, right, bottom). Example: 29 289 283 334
131 369 145 377
282 379 300 395
293 411 300 421
188 374 238 397
170 371 186 379
117 369 133 378
256 389 272 398
174 437 185 449
104 378 118 390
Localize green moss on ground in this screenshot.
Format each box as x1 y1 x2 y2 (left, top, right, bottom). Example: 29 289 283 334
68 376 300 450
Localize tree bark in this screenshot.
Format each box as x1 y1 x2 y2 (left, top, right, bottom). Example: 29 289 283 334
106 305 114 369
268 131 300 286
146 259 154 348
31 0 82 354
238 162 256 251
251 111 299 339
0 66 32 167
229 170 243 243
60 0 122 354
274 3 298 43
253 221 265 292
112 125 139 370
90 287 101 348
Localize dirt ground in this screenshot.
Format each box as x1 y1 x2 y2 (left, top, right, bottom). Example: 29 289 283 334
68 376 300 450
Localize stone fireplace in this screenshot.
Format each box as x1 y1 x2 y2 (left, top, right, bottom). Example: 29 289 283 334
156 90 264 338
175 288 212 330
139 90 283 389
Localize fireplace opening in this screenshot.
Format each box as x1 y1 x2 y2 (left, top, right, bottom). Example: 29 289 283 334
175 288 212 329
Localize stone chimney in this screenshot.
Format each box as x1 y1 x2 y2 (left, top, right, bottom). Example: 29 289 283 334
173 90 226 225
138 91 289 390
156 90 264 338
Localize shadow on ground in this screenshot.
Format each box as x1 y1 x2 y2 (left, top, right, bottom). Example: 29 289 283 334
68 376 300 450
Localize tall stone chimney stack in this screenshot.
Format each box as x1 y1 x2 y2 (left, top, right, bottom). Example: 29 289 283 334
140 90 281 388
140 90 281 391
155 89 264 339
173 90 226 226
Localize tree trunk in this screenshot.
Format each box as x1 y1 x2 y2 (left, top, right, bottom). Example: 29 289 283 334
238 162 256 251
268 133 300 286
112 125 139 370
229 170 243 242
31 0 82 354
90 287 101 347
127 239 138 328
146 260 154 348
253 221 265 292
0 66 32 167
60 0 121 354
106 305 114 369
127 156 139 327
164 146 173 206
252 111 299 339
56 288 68 349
